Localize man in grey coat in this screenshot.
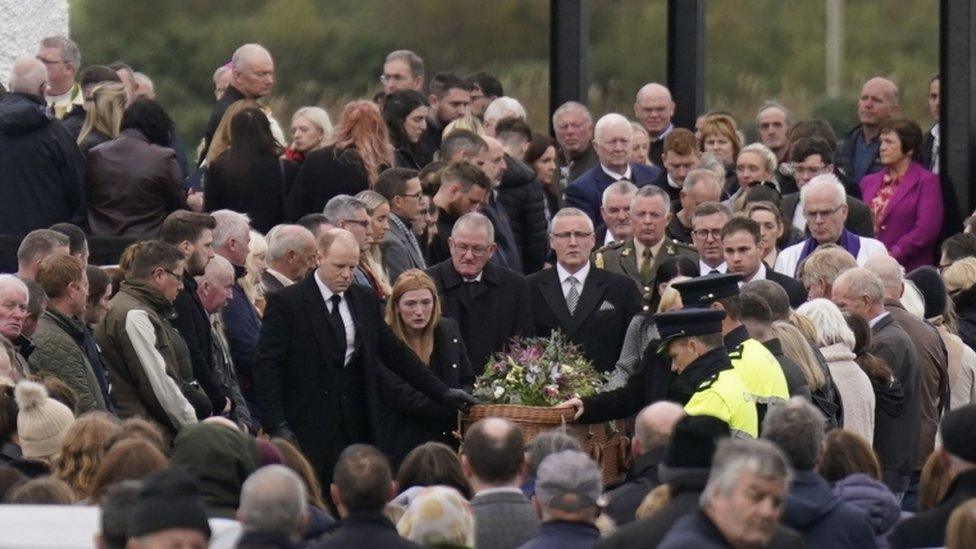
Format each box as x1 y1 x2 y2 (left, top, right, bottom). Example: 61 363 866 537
376 167 427 285
462 418 539 549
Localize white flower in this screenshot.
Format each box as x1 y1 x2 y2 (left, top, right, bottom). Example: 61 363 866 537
493 386 505 399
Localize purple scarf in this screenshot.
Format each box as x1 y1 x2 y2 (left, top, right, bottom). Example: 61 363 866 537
797 228 862 265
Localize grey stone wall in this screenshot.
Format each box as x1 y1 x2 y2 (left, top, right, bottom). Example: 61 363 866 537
0 0 69 86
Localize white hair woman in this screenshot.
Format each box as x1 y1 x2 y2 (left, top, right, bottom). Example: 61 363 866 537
796 298 876 443
284 106 334 163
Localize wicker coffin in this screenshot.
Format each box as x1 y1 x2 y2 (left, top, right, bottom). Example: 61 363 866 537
462 404 629 486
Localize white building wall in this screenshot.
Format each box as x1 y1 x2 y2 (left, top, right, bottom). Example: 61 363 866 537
0 0 69 86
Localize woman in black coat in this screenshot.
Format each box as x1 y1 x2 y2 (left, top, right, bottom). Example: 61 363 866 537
945 258 976 351
382 89 430 170
378 269 474 468
286 100 394 220
204 108 296 233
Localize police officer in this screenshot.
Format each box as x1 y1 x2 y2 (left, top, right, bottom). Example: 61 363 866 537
593 185 697 298
559 308 757 438
672 273 789 424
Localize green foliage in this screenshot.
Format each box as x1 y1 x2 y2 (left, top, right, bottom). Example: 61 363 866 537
70 0 939 159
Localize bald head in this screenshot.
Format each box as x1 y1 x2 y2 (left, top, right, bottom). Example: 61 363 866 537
9 57 47 96
239 465 308 537
864 255 904 301
634 83 675 137
231 43 274 99
634 401 685 455
858 77 900 129
463 417 524 486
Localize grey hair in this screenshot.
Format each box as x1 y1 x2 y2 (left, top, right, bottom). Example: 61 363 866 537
800 173 846 207
0 275 29 303
834 267 885 306
796 298 855 349
697 153 725 175
484 97 526 123
799 245 856 291
761 397 825 470
197 254 234 286
211 210 251 249
682 168 723 193
526 431 582 477
552 101 592 126
550 207 594 233
232 43 272 72
594 113 633 142
601 180 638 208
756 100 794 126
691 201 732 224
238 465 308 537
385 49 425 78
863 255 904 298
265 225 315 263
739 142 778 174
452 212 495 244
9 58 47 95
40 36 81 68
701 438 793 506
212 65 230 84
323 195 367 225
292 106 334 147
631 185 672 214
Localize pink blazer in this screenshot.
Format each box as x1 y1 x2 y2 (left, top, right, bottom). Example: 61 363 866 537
860 162 943 271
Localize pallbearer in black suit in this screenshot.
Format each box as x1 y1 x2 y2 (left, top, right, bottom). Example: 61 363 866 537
527 208 641 373
721 217 807 308
253 229 475 486
426 212 533 375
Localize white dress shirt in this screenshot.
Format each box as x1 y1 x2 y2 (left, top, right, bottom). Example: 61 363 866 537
266 268 295 288
740 263 768 285
868 311 890 330
792 198 808 232
314 272 356 365
557 261 591 300
699 261 727 276
601 164 633 182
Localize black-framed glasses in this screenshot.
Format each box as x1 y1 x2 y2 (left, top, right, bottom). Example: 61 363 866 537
342 219 370 229
399 191 423 199
802 205 845 221
692 228 723 241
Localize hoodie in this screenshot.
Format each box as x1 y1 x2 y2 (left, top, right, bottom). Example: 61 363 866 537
169 422 259 518
0 93 85 235
781 470 876 548
831 473 901 549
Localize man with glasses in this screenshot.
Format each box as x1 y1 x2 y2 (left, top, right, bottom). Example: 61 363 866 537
380 50 424 96
96 240 210 444
774 175 888 278
780 137 875 237
528 208 640 373
596 185 697 297
36 36 83 119
376 168 428 283
691 202 732 275
427 212 533 374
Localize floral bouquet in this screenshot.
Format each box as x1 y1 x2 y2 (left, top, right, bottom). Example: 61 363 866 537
473 332 607 406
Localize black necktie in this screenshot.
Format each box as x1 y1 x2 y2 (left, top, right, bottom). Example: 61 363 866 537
330 294 347 362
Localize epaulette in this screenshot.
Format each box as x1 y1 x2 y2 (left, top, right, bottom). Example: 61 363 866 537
594 240 625 255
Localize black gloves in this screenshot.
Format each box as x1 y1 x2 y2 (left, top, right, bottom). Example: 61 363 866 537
268 423 298 446
442 388 479 412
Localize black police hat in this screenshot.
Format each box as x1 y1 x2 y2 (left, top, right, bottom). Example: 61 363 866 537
671 273 743 308
653 308 726 352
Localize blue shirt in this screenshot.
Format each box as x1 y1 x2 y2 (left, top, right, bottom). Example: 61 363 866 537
851 130 880 183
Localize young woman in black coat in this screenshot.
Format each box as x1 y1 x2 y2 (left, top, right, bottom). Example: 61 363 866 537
382 89 430 170
204 108 296 233
378 269 474 468
286 100 394 220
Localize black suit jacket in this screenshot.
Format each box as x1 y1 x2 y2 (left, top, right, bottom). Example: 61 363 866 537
171 275 229 412
780 192 875 238
764 269 808 309
253 276 451 476
310 511 420 549
527 265 641 373
427 260 534 375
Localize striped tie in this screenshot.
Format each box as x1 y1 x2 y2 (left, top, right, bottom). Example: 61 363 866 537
566 276 580 315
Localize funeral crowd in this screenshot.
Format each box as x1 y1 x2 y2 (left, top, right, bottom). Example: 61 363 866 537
0 35 974 548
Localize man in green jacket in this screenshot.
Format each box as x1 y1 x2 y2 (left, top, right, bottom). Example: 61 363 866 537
30 253 107 413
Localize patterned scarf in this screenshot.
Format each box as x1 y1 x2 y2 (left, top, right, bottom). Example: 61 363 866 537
869 170 901 233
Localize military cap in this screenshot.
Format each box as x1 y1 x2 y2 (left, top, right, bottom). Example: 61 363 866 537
653 308 726 351
671 273 743 308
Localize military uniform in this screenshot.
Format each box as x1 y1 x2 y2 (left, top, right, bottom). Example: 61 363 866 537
592 236 699 295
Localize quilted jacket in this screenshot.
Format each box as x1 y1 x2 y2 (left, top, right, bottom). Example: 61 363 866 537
28 308 107 413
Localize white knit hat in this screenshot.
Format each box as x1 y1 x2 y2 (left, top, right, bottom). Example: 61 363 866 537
15 380 75 459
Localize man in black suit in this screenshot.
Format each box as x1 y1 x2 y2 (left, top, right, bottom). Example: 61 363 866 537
253 229 475 485
427 212 533 375
782 137 874 237
833 268 921 495
527 208 640 373
261 224 317 296
721 217 807 308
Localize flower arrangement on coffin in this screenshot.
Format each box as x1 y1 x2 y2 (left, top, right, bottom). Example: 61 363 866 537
473 331 607 406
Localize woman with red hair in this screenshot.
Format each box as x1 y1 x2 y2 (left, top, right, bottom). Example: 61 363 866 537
285 100 394 220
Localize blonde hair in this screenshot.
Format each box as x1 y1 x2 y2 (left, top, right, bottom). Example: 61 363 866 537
771 320 826 390
443 115 485 138
291 106 334 149
242 229 268 314
356 190 392 291
77 82 126 146
206 99 261 165
53 412 121 499
635 483 672 520
658 284 685 313
945 257 976 293
385 270 441 363
947 499 976 549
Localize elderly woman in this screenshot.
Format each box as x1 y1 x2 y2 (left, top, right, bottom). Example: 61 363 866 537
697 113 741 193
944 257 976 351
728 143 778 211
382 90 429 170
379 270 473 467
397 486 475 548
860 118 943 271
630 121 650 165
797 298 876 443
284 106 333 164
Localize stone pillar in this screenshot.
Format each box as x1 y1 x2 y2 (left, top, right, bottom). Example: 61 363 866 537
0 0 69 86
